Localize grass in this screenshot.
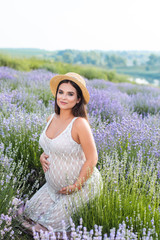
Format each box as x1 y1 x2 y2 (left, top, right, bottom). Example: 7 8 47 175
0 53 130 82
71 151 160 238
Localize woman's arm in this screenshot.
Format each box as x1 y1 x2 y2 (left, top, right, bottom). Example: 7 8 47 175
59 118 98 194
73 117 98 187
39 115 52 172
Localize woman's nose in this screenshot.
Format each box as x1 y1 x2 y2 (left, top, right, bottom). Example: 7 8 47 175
62 93 67 99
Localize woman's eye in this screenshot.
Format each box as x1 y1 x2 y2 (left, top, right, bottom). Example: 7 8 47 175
68 93 73 96
58 91 63 94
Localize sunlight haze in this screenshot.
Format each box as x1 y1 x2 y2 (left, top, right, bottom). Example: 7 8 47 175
0 0 160 51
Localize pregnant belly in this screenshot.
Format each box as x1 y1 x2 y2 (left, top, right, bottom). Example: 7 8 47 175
45 159 83 191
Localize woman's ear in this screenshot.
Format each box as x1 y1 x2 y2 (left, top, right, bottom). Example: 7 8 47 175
77 97 81 104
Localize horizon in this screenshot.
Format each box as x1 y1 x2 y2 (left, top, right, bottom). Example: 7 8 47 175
0 47 160 53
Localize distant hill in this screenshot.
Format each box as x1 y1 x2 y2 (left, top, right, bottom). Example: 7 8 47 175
1 48 160 84
0 48 50 58
1 48 160 66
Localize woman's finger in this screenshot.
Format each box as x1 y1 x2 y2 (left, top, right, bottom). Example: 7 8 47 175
41 159 50 166
59 186 73 195
43 161 50 167
43 165 48 170
44 160 50 165
41 164 49 173
45 163 50 168
43 167 48 173
59 188 66 194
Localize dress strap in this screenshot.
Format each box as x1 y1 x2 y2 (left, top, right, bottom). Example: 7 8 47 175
68 117 78 131
70 117 78 124
44 113 55 131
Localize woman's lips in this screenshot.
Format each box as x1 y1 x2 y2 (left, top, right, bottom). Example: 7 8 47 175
60 101 67 105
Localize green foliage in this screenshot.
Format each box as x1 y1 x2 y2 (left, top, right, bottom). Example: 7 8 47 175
52 50 127 68
0 54 29 71
79 66 108 80
0 54 46 71
0 151 39 239
146 53 160 67
71 152 160 238
0 112 46 195
0 53 130 83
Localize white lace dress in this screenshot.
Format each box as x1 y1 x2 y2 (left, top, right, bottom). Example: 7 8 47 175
24 113 102 232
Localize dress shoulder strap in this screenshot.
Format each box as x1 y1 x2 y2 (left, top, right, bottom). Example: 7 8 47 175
70 117 78 125
67 117 78 132
44 113 55 131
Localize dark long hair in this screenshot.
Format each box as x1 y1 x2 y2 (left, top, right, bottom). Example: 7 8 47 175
54 80 88 121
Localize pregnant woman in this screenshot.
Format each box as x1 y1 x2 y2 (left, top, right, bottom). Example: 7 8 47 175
23 72 102 234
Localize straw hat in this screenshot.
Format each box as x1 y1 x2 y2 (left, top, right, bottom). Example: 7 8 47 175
50 72 90 103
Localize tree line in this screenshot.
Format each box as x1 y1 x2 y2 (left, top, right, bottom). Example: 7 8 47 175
0 48 160 69
49 50 126 68
47 50 160 69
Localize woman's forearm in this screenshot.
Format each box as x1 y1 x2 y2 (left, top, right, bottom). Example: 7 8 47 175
74 160 96 190
59 160 97 195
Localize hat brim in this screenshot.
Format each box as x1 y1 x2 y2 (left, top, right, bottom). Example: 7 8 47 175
50 74 90 104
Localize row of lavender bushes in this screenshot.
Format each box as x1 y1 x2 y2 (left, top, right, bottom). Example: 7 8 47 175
0 66 160 239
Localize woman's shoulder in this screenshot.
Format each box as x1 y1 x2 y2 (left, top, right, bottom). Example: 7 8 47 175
74 117 90 130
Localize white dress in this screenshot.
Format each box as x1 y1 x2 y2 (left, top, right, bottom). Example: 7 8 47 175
24 113 102 232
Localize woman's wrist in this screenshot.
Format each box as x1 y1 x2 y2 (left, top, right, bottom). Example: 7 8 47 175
73 182 82 191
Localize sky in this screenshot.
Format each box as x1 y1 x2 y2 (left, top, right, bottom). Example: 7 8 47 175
0 0 160 51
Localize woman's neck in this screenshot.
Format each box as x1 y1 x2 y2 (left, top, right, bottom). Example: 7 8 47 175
57 110 74 121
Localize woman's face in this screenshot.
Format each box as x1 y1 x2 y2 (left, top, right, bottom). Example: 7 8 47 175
56 82 80 110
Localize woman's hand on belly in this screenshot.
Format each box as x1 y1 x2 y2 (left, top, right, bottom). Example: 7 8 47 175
40 152 50 173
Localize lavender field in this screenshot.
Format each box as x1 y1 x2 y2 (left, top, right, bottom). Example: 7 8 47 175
0 66 160 239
